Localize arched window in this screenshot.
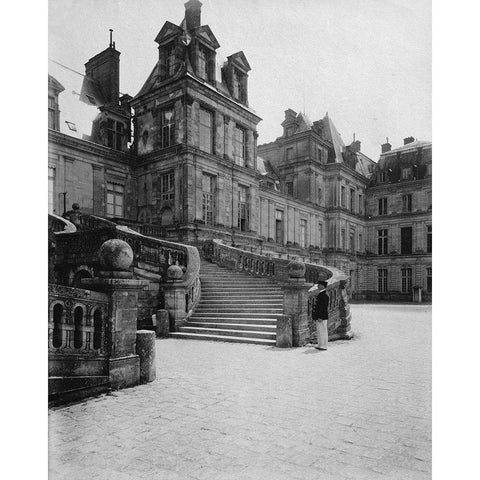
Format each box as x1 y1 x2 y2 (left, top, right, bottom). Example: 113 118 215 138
74 306 84 349
93 309 103 350
52 303 63 348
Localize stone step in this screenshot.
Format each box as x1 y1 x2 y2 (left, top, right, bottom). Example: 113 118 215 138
199 296 283 301
200 287 281 292
194 307 283 314
198 299 282 305
177 326 276 340
191 312 280 319
168 332 276 346
188 316 277 325
187 322 276 332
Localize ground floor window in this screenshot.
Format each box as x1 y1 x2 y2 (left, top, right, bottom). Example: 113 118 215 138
202 173 216 226
275 210 284 244
106 182 124 217
48 167 55 214
426 267 432 293
300 219 307 248
238 185 249 231
401 268 412 293
378 269 388 293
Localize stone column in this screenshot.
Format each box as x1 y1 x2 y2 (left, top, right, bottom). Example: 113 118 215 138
82 239 148 390
282 261 309 346
162 265 187 332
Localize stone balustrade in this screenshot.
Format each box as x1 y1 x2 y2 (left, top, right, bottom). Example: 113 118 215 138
203 239 353 345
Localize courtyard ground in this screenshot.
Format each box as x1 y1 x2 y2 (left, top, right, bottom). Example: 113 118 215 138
49 304 432 480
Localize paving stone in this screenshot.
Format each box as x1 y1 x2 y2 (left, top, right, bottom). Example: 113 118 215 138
49 304 431 479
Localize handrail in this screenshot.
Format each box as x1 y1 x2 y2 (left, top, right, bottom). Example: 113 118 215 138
48 213 77 234
203 239 347 287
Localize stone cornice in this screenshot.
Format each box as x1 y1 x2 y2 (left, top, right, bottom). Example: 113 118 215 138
48 129 135 165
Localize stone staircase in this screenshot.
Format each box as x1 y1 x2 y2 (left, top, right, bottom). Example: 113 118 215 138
169 261 282 345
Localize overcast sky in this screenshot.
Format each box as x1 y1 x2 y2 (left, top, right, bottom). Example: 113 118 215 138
49 0 431 160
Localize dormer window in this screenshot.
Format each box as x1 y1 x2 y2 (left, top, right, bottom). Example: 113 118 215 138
106 119 124 151
165 42 176 77
233 69 246 103
378 171 387 183
48 96 57 130
195 43 215 83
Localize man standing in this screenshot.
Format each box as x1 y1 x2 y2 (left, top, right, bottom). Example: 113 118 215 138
309 280 329 350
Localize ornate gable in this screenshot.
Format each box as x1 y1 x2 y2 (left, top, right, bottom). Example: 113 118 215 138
155 21 183 45
192 25 220 50
227 51 251 73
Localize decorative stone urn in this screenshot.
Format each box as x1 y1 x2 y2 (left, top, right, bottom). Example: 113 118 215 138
287 260 306 279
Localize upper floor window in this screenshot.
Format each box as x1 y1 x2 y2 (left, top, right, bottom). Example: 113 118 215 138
341 228 346 250
48 96 57 130
317 148 323 163
202 173 216 225
238 185 249 231
401 167 412 180
401 226 413 254
285 181 294 196
106 182 124 217
106 119 124 151
285 127 294 137
378 229 388 255
318 187 323 205
426 164 432 177
401 268 413 293
286 147 294 161
402 194 412 212
341 186 346 207
427 225 432 253
160 172 175 201
350 188 356 212
275 210 284 244
161 108 175 148
378 171 387 183
234 125 246 167
378 197 388 215
199 108 213 154
165 42 176 76
358 194 364 215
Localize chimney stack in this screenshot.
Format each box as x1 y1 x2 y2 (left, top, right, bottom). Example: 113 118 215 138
381 139 391 153
403 136 415 145
185 0 202 32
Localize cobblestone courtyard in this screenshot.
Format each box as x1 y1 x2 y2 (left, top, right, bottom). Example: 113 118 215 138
49 304 431 480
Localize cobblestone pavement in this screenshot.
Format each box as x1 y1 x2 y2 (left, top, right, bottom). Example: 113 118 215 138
49 304 431 480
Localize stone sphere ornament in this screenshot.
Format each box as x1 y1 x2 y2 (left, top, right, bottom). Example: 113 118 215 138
167 265 183 280
98 239 134 271
287 260 306 278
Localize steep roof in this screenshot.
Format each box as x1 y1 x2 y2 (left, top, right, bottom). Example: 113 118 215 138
321 113 345 163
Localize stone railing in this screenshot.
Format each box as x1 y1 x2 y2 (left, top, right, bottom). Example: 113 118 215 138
48 213 77 234
48 284 109 369
53 214 201 331
203 239 352 345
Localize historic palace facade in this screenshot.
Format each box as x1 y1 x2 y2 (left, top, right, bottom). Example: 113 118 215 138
48 0 431 301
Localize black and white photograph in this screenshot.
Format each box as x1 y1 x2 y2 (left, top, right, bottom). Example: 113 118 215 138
44 0 435 478
12 0 480 478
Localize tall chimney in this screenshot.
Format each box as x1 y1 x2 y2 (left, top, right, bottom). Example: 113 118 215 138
185 0 202 32
403 136 415 145
381 140 391 153
85 31 120 105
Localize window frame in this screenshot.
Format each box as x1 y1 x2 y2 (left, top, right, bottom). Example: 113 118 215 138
401 268 413 293
378 197 388 215
377 229 388 255
377 269 388 293
106 182 125 218
161 107 175 149
202 173 216 226
199 107 214 154
160 171 175 202
233 124 247 166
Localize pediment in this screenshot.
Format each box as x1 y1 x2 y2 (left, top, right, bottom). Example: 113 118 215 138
193 25 220 49
227 51 251 72
155 21 183 45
